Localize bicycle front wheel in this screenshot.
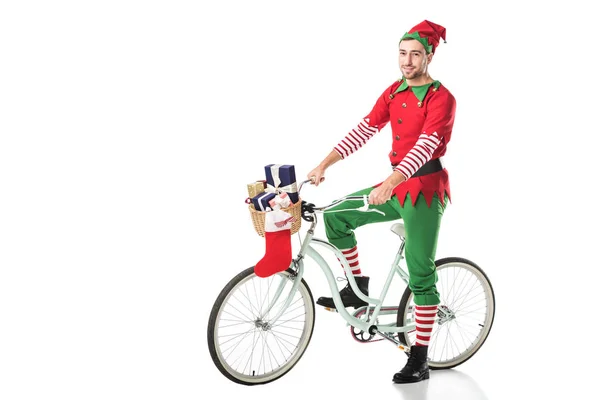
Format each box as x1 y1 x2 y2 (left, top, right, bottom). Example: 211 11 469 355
397 257 495 370
207 266 316 385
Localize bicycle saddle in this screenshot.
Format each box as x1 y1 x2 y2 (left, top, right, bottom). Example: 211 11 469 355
390 223 405 238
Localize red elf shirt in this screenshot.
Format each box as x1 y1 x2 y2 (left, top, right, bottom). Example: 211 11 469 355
334 79 456 207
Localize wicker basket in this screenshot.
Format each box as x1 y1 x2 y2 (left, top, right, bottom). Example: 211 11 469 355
249 199 302 237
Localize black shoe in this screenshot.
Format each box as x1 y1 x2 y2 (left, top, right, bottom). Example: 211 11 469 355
316 276 369 309
393 346 430 384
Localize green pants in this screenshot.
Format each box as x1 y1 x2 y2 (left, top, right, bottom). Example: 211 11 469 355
323 187 447 305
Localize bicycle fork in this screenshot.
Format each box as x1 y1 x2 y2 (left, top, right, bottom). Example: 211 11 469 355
258 259 305 327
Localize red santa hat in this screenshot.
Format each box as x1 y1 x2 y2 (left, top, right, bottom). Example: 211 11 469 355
400 20 447 54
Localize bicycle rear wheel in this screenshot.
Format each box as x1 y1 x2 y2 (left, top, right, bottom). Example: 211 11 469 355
396 257 495 369
207 266 315 385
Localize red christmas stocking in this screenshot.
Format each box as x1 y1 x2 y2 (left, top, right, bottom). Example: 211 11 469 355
254 209 295 278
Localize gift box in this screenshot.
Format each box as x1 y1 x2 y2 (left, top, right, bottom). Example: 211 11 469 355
264 164 299 203
251 192 277 212
247 181 265 198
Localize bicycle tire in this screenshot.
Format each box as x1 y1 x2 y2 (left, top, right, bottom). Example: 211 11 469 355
396 257 495 370
207 266 316 385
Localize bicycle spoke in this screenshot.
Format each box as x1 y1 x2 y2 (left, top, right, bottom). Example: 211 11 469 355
446 325 462 361
222 301 256 323
225 329 258 371
241 282 262 318
443 267 467 309
264 333 280 371
271 309 307 327
252 278 262 319
441 265 454 306
437 326 451 362
268 335 276 375
220 309 254 323
445 281 478 310
218 317 254 323
267 335 281 368
242 329 262 375
269 328 301 341
230 288 259 319
219 326 256 349
440 264 449 305
429 324 445 358
447 269 474 310
271 320 305 330
453 320 471 351
278 302 306 319
259 277 264 317
264 276 275 321
269 329 295 361
456 310 488 322
260 330 268 375
442 325 452 361
259 276 284 319
454 292 486 313
270 292 302 316
453 319 481 341
219 324 253 339
269 330 301 349
450 277 480 311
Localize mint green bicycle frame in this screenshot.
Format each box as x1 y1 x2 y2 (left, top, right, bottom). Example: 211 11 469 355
263 189 415 349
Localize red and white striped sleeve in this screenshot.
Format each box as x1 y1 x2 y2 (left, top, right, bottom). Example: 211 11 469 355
331 82 396 159
333 118 379 159
393 132 441 179
395 89 456 179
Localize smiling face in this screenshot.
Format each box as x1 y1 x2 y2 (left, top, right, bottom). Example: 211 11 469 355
398 38 433 81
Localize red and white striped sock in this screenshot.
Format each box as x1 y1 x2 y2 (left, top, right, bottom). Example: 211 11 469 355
338 246 362 276
415 305 438 346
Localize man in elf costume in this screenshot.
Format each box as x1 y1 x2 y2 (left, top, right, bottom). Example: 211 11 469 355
307 20 455 384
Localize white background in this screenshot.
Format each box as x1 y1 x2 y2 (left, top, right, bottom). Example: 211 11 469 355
1 1 598 399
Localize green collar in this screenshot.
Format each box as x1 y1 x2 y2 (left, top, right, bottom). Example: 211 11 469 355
393 79 441 102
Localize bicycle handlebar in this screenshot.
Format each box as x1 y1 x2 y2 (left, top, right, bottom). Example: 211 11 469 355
297 178 370 214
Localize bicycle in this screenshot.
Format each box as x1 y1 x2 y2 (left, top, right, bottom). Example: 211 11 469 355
207 179 495 385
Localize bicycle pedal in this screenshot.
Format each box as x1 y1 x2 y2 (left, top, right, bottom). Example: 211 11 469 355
323 307 339 313
398 344 410 353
